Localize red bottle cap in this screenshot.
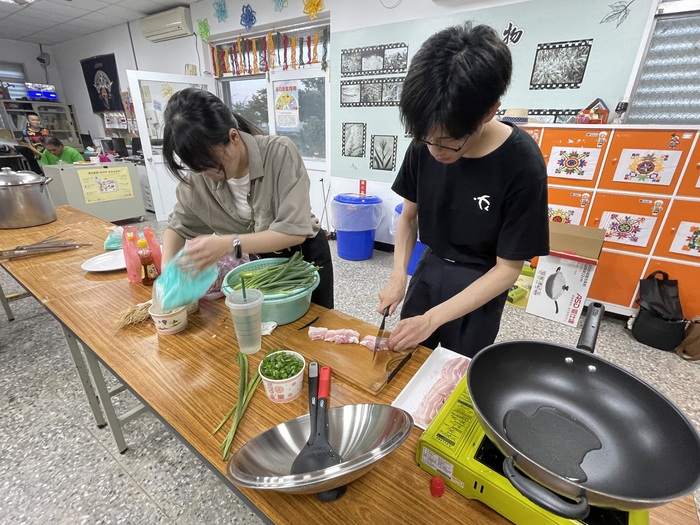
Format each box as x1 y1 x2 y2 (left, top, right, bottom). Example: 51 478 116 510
430 476 445 498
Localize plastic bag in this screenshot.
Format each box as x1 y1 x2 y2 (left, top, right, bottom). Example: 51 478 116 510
203 252 253 299
104 226 124 250
154 248 218 312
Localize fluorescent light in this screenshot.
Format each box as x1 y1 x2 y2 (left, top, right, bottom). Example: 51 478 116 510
0 0 38 5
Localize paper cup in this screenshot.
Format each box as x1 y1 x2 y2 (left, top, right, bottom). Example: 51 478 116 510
148 305 188 335
258 350 305 403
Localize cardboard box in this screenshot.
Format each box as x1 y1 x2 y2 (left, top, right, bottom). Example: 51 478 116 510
525 222 605 326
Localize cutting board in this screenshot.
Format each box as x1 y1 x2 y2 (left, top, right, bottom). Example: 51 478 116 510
266 306 412 396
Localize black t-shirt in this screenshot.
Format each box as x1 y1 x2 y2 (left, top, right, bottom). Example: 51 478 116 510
392 123 549 268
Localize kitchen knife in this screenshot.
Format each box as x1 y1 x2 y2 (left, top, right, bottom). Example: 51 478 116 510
372 306 390 364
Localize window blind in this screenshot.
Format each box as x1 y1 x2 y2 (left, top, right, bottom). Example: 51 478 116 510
0 61 28 100
626 13 700 124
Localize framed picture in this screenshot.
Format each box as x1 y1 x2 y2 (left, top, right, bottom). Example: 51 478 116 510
340 78 404 107
340 43 409 77
342 123 367 157
370 135 397 171
530 39 593 89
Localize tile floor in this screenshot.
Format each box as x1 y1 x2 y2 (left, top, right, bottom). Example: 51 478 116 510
1 215 699 524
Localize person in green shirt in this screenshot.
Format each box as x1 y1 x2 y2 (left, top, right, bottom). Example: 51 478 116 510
40 136 84 166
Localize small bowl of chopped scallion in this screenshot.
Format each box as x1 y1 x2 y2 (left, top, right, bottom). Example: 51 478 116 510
258 350 306 403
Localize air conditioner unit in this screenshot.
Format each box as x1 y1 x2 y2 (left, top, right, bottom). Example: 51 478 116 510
141 7 193 43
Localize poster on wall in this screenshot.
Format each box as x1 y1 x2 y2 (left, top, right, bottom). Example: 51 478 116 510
612 149 682 186
548 205 584 226
77 167 134 204
340 43 408 77
274 80 300 132
669 221 700 257
340 78 404 107
342 123 366 157
547 147 601 181
600 211 656 247
80 54 124 113
530 39 592 90
370 135 397 171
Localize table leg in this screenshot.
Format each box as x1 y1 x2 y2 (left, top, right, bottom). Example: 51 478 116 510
81 347 129 454
0 282 15 321
60 326 107 429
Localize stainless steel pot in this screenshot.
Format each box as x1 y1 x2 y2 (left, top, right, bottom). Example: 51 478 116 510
0 167 57 229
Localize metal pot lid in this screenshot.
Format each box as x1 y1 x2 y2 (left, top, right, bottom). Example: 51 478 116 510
0 167 45 186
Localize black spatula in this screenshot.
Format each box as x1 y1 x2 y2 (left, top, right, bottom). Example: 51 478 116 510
290 366 346 501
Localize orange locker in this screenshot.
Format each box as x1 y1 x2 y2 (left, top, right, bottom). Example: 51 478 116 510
645 259 700 317
586 192 669 255
524 127 543 146
598 129 694 194
547 187 592 225
539 128 608 188
676 141 700 198
654 200 700 264
588 251 647 309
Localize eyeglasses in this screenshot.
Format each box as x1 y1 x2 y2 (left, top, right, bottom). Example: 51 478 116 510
419 135 469 153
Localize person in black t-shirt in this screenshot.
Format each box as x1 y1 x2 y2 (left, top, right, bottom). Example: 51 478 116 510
378 23 549 357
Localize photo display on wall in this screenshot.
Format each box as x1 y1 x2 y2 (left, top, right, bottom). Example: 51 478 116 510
547 146 601 181
530 39 593 90
670 221 700 257
340 43 408 77
370 135 398 171
341 78 404 107
612 149 682 186
601 211 657 247
342 123 367 157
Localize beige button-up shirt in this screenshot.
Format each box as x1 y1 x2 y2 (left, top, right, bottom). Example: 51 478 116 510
168 132 320 240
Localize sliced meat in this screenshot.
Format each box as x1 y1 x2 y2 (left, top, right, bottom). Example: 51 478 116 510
359 335 390 352
413 356 470 428
308 326 328 341
323 329 360 344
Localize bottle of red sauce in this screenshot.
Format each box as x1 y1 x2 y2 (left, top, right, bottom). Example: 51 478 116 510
137 239 159 286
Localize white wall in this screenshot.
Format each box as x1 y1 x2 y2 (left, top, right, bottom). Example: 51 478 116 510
0 37 64 96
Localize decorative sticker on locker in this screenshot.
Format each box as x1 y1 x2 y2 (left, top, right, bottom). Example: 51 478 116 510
612 149 682 186
600 211 657 247
548 205 583 225
547 147 600 180
669 222 700 258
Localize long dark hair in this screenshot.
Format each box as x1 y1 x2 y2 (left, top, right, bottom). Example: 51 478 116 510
162 88 262 181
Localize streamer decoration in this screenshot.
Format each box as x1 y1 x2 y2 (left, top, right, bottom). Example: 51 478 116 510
291 37 297 69
321 27 329 71
268 32 275 70
312 33 319 63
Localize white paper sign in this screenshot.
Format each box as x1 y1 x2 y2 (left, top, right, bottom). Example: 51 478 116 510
612 149 682 186
547 146 600 181
669 221 700 257
600 211 656 247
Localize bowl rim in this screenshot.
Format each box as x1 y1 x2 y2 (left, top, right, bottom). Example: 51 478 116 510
227 404 413 490
148 304 188 318
222 257 319 299
258 350 306 383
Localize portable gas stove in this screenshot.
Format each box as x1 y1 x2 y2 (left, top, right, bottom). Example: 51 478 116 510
416 376 649 525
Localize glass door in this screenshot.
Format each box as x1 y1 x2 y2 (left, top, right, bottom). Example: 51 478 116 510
126 70 216 220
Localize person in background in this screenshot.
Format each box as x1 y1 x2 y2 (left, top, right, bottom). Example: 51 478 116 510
18 112 48 173
39 136 84 166
161 88 334 309
378 22 550 358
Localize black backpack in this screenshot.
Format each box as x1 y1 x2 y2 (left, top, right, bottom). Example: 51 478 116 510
631 271 686 352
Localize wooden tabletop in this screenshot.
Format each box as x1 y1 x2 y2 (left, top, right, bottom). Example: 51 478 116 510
2 207 698 525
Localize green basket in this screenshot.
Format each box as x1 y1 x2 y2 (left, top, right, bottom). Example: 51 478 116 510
222 258 320 326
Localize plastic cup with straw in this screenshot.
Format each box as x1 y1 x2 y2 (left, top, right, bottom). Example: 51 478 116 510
225 273 263 354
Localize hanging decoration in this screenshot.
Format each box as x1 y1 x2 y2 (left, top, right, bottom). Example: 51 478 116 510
303 0 324 20
307 36 312 64
237 37 244 75
260 37 268 72
213 0 228 23
298 36 304 67
273 0 288 12
246 39 253 74
291 37 297 69
210 44 219 77
312 33 319 63
283 34 289 70
252 39 259 74
240 4 257 31
198 19 211 42
277 32 283 68
268 32 275 70
232 43 239 75
321 27 329 71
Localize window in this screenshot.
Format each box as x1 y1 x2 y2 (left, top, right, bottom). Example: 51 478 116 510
627 9 700 124
222 76 269 134
0 61 28 100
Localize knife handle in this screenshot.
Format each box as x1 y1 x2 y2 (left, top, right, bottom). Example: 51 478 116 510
318 365 331 400
308 362 319 409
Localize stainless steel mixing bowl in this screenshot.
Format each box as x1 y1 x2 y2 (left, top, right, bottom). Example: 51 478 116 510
227 404 413 494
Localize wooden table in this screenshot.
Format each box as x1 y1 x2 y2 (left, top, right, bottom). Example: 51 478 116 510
1 207 697 525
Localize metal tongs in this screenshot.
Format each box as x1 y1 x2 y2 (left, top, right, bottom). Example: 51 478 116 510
0 231 92 260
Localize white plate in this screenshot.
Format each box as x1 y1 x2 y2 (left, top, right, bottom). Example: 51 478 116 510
81 249 126 272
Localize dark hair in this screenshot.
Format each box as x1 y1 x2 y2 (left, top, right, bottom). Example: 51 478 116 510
162 88 262 181
400 22 512 141
42 136 62 147
27 112 39 118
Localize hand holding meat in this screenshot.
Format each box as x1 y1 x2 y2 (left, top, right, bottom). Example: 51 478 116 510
388 314 433 352
179 234 231 273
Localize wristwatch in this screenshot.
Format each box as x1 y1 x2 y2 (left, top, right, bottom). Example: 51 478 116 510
232 234 242 259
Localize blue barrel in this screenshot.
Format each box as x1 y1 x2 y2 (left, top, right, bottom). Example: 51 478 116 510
394 203 427 276
331 193 384 261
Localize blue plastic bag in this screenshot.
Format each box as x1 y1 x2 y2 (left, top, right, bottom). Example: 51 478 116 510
154 248 218 312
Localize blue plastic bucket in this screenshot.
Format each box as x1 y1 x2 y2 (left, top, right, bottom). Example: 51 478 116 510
394 203 427 276
332 194 383 261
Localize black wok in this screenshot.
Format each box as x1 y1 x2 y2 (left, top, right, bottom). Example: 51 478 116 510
468 303 700 520
544 267 569 314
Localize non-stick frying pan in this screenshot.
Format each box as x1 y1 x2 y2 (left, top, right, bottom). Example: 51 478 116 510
544 267 569 314
468 303 700 520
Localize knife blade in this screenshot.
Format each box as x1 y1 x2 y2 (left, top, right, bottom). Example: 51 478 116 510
372 306 390 364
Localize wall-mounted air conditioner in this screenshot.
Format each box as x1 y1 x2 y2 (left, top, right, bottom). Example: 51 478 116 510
141 7 193 43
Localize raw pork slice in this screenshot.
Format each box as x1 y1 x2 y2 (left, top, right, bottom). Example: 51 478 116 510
307 327 360 344
413 357 470 428
359 335 390 352
308 326 328 341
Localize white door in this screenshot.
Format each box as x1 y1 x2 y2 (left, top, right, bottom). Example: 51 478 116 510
126 70 217 221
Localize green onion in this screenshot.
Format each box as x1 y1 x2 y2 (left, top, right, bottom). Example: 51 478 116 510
227 252 320 296
260 351 303 380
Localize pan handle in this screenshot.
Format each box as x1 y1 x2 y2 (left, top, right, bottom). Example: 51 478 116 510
576 302 605 354
503 457 590 520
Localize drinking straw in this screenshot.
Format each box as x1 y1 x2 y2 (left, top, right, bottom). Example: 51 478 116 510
240 275 247 302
